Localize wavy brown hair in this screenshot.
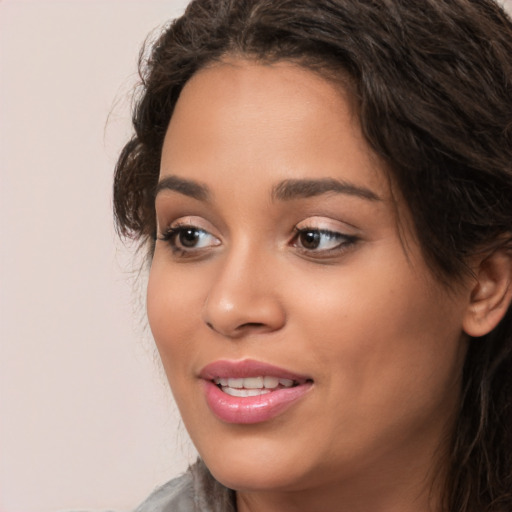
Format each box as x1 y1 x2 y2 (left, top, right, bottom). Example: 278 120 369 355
114 1 512 510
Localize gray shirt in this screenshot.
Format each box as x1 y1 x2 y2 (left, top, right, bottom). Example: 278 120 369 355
134 460 236 512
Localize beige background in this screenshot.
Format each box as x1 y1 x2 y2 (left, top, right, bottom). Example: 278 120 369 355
0 1 195 511
1 0 511 511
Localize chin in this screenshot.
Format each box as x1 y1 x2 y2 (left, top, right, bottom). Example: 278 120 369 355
196 433 321 492
208 458 308 493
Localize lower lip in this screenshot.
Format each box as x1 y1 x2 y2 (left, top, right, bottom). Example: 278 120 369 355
203 380 312 424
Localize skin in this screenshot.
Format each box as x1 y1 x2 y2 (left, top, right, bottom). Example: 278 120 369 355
147 60 475 512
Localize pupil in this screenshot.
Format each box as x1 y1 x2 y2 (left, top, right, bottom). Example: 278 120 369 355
301 231 320 249
180 229 200 247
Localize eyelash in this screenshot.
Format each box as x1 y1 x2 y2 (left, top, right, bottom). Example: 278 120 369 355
158 224 220 258
158 224 358 259
291 227 358 256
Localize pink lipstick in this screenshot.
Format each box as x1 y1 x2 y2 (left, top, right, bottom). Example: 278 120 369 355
199 359 313 424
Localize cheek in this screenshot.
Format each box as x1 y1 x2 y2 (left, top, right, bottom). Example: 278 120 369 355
286 252 466 410
146 258 206 372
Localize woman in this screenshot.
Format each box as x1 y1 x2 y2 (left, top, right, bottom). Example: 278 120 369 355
113 1 512 511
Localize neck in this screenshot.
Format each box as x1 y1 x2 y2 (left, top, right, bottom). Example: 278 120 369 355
235 433 450 512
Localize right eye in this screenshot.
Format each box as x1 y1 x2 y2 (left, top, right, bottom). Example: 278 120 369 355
158 224 221 256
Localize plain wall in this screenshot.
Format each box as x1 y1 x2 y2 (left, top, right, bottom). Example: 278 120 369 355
1 1 511 511
0 2 195 511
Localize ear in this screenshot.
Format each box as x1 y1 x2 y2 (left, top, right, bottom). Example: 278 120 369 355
463 248 512 337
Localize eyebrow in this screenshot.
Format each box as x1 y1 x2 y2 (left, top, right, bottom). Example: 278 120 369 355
155 175 210 201
271 178 380 201
155 175 380 203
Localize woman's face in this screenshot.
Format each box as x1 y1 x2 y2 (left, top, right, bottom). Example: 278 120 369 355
148 60 470 496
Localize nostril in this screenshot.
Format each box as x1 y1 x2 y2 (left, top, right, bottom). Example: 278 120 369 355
238 322 266 330
205 319 272 337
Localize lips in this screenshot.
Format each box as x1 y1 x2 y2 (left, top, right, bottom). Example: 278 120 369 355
213 376 296 396
199 359 313 424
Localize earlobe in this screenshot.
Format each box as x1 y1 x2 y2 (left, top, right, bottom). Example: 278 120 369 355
463 248 512 337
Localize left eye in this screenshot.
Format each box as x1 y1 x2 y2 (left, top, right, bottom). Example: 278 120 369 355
293 228 355 252
177 227 212 248
160 226 220 252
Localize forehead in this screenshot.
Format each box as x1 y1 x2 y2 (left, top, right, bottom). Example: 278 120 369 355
161 58 391 201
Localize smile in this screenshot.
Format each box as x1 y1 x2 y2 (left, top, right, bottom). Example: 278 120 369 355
200 360 313 424
213 376 297 397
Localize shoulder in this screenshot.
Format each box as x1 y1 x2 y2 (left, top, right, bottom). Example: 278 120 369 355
133 460 236 512
134 470 195 512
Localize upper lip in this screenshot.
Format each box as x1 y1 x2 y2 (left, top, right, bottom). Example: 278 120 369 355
199 359 312 383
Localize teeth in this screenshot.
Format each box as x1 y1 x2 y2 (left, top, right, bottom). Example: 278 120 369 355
213 376 297 391
241 376 263 389
227 378 244 388
279 378 294 388
263 376 279 389
223 388 272 397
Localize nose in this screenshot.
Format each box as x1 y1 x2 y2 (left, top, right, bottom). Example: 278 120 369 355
202 246 286 338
